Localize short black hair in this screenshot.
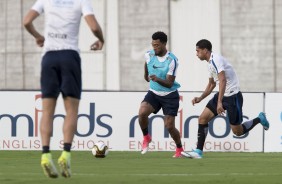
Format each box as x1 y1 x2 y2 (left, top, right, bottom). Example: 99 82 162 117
196 39 212 51
152 31 167 43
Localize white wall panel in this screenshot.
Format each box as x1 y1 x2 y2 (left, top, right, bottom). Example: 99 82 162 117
264 93 282 152
81 53 104 90
105 0 120 90
170 0 221 91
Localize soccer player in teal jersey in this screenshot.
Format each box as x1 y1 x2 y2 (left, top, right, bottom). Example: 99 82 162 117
181 39 269 159
138 31 184 157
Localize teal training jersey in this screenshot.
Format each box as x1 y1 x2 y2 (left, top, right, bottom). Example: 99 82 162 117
146 50 180 92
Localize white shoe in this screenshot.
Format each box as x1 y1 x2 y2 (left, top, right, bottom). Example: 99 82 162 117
181 149 203 159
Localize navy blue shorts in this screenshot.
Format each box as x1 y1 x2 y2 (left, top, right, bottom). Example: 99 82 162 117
143 90 179 116
41 50 82 99
206 92 243 125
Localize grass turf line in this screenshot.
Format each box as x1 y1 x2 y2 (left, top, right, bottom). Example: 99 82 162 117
0 151 281 184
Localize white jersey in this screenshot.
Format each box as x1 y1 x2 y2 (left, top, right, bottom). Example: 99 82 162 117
32 0 94 54
207 52 240 97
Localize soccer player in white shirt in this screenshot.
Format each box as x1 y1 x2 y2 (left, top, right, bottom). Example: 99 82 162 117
181 39 269 159
23 0 104 178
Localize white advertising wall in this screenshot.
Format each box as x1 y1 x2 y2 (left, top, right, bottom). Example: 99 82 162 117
264 93 282 152
0 91 270 152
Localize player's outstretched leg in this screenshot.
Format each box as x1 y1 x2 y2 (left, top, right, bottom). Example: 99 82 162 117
141 134 152 154
258 112 270 130
58 151 71 178
181 149 203 159
41 153 59 178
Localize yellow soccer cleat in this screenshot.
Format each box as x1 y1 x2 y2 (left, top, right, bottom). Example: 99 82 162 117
41 153 59 178
58 151 71 178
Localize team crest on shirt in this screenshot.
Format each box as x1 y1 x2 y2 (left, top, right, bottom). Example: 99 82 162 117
166 56 173 62
52 0 74 7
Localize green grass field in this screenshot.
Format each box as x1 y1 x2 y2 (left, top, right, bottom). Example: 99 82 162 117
0 151 281 184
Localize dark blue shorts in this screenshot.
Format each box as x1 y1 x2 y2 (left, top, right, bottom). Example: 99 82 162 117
41 50 82 99
143 90 179 116
206 92 243 125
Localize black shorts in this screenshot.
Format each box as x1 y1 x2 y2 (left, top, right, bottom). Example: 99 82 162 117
41 50 82 99
206 92 243 125
142 90 179 116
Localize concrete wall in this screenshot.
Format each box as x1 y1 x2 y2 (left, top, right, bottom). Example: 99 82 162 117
118 0 170 90
220 0 279 92
170 0 281 92
0 0 281 92
275 0 282 91
1 0 26 89
0 0 107 90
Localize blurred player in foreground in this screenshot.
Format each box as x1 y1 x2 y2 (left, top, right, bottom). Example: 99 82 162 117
23 0 104 178
181 39 269 159
138 31 184 158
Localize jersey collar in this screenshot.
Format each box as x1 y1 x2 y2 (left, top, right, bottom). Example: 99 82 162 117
208 52 213 63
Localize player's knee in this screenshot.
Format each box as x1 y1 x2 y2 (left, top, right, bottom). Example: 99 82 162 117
231 125 244 136
164 123 172 131
198 116 208 124
232 129 243 136
138 110 145 117
138 107 149 117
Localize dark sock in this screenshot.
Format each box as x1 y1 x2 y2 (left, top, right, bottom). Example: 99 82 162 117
176 143 182 148
196 124 209 151
42 146 50 154
242 118 260 134
142 127 148 136
63 143 72 152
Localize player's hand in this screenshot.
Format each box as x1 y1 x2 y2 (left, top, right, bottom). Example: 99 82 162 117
192 97 202 106
217 102 225 115
36 36 45 47
145 76 150 82
149 75 158 82
91 40 104 50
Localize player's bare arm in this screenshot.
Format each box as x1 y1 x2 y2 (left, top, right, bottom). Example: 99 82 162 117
217 71 227 115
192 77 216 105
85 14 104 50
149 74 175 88
144 63 149 82
23 10 44 47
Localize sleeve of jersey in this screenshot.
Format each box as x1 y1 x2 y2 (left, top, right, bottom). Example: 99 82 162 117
81 0 95 16
31 0 44 14
167 58 178 76
214 57 225 74
208 67 213 78
144 51 151 64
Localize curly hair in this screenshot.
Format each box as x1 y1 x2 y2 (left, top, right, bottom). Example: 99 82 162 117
152 31 167 43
